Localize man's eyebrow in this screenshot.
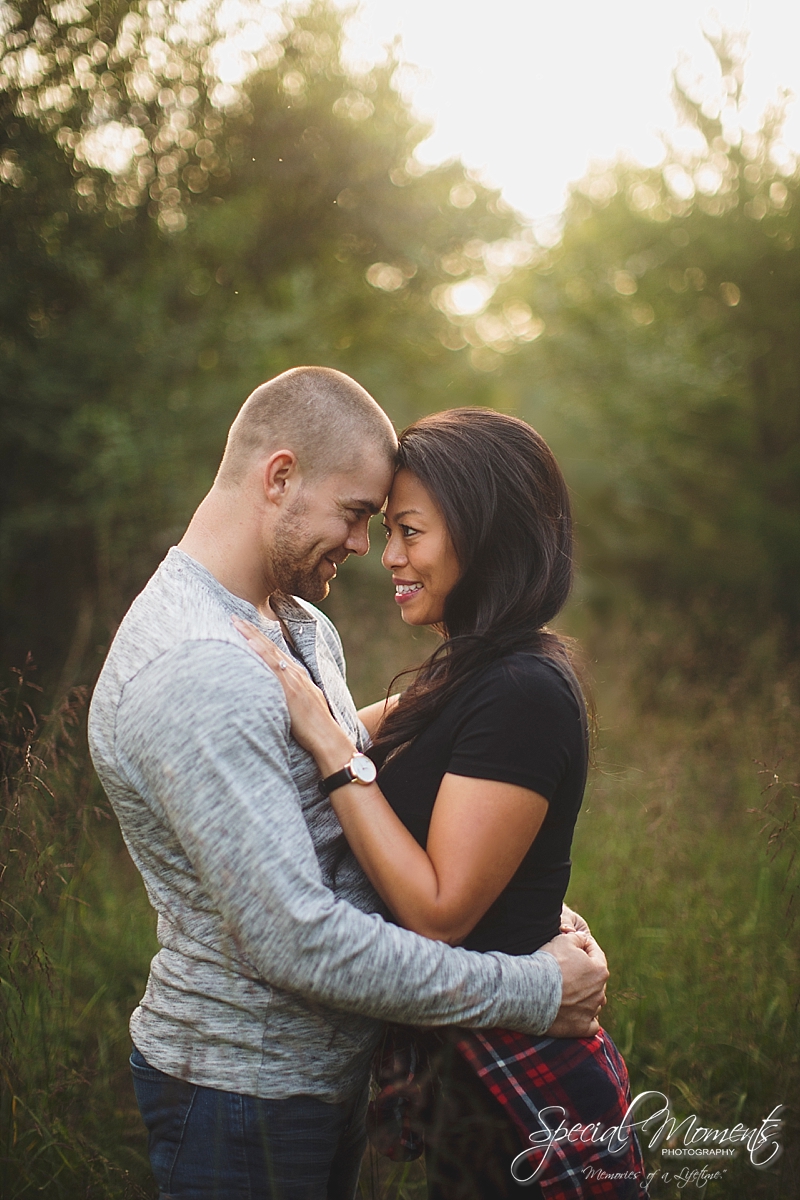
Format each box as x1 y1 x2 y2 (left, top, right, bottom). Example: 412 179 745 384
343 499 383 515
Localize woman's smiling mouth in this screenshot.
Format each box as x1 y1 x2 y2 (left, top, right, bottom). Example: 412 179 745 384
394 579 423 604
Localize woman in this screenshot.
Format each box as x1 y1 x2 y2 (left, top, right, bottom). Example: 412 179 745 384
234 409 645 1198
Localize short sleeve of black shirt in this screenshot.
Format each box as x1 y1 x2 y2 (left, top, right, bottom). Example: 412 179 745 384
447 656 580 800
377 652 588 955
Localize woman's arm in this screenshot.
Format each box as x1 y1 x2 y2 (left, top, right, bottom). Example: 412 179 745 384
319 753 548 945
233 617 548 944
357 694 400 741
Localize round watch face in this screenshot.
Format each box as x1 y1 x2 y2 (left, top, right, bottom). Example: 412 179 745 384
350 754 377 784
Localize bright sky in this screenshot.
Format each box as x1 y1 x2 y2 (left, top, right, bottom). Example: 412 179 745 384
336 0 800 223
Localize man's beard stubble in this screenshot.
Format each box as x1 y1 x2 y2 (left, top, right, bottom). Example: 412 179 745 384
271 502 334 603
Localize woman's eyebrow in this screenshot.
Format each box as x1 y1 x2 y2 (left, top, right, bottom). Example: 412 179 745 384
389 508 423 522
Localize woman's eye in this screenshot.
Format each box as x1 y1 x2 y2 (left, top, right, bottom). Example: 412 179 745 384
382 522 418 538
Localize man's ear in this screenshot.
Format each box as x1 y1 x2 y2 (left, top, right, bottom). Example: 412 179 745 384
262 450 299 507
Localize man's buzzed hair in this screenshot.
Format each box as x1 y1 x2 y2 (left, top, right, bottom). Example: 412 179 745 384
216 367 398 486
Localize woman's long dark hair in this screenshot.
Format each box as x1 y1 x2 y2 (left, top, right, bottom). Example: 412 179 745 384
371 408 581 762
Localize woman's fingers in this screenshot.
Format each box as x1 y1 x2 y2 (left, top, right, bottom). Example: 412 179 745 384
231 616 300 678
231 616 354 762
231 614 326 709
232 615 281 664
231 617 309 706
560 904 591 937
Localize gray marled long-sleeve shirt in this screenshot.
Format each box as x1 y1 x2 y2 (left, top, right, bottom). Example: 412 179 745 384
88 548 561 1102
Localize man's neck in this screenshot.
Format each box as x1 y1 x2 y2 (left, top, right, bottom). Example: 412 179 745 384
178 490 277 620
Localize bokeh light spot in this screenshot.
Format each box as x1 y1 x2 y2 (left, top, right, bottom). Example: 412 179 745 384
769 181 788 208
613 270 638 296
366 262 405 291
449 183 476 208
631 302 655 325
437 276 494 316
663 164 695 201
79 121 148 175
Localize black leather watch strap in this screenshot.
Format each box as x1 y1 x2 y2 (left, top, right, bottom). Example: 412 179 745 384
318 765 353 797
319 752 377 796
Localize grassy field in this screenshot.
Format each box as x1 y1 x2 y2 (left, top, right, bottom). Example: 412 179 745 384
564 646 800 1199
1 569 798 1199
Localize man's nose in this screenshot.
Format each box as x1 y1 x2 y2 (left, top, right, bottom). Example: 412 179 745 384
344 522 370 557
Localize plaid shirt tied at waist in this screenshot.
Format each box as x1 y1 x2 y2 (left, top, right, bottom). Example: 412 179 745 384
454 1027 649 1199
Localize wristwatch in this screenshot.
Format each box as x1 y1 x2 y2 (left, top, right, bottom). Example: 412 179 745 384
318 752 377 796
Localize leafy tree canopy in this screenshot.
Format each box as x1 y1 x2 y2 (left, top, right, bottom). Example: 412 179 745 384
2 11 798 685
484 32 800 643
1 0 531 681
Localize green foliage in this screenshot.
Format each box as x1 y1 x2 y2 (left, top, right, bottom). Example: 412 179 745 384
0 664 157 1196
0 0 516 686
4 9 798 685
566 636 800 1198
495 34 800 641
2 626 798 1197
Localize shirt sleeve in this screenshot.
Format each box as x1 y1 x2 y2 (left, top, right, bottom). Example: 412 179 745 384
447 658 583 801
115 639 562 1034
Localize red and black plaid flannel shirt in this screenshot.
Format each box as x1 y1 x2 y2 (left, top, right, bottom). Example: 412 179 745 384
454 1028 649 1199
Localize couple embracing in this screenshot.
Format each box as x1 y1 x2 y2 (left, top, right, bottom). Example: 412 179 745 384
89 367 646 1199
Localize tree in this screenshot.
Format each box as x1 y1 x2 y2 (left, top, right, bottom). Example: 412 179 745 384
1 0 525 685
486 32 800 646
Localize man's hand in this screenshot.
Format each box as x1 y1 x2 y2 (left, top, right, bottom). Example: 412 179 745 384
540 930 609 1037
560 903 591 937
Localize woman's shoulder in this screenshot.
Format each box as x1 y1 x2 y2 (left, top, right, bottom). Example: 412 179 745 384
471 651 582 709
446 650 588 792
444 651 585 744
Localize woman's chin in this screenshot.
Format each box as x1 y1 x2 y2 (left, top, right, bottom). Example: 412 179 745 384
399 601 442 628
398 600 425 626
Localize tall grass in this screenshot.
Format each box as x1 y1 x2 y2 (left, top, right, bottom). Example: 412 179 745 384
1 577 798 1198
565 620 800 1199
0 663 156 1198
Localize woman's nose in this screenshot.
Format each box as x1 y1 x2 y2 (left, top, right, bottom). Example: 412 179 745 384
381 533 406 569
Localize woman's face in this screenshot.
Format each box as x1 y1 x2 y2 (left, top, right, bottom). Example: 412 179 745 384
381 468 461 626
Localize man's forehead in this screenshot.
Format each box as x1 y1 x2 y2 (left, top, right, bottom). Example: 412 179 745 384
338 493 384 515
332 461 393 511
335 472 388 511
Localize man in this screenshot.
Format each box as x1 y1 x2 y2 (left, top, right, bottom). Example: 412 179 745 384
89 367 607 1199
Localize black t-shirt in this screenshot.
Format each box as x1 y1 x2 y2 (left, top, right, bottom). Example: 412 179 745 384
376 652 587 956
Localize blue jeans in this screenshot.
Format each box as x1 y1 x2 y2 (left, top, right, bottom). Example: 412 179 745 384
130 1046 368 1200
